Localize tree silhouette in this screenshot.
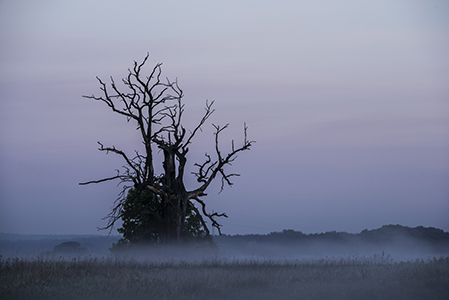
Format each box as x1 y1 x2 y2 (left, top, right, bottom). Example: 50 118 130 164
80 54 254 244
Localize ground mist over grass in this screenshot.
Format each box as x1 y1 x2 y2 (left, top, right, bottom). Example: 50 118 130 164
2 225 449 299
2 255 449 300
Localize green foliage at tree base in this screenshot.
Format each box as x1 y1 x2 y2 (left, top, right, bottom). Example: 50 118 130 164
111 188 213 253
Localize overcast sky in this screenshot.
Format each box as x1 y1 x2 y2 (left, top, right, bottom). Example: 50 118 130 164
1 0 448 236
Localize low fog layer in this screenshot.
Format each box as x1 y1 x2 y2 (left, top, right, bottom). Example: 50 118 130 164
213 225 449 261
1 225 448 262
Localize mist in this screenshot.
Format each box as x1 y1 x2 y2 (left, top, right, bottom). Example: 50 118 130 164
2 225 448 263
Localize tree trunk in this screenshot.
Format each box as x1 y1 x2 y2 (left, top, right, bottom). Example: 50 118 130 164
159 193 189 244
160 146 189 244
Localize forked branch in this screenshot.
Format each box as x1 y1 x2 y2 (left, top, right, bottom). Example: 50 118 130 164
190 123 254 196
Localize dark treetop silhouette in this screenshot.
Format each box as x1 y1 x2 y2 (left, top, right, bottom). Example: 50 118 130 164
80 54 254 244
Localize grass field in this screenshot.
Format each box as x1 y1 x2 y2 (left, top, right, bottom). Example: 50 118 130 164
1 255 448 300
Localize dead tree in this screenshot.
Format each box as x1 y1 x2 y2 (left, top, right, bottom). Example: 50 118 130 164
80 54 254 244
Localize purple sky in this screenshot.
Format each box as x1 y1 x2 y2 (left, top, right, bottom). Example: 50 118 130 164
1 0 448 235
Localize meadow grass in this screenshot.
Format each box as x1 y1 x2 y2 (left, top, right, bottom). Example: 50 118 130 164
1 255 448 300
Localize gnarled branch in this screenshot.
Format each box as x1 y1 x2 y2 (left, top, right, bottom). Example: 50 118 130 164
189 123 254 197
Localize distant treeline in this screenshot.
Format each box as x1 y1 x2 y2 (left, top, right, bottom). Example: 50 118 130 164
215 225 449 245
213 225 449 259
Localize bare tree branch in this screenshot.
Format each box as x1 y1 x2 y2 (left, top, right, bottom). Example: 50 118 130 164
189 123 254 197
191 196 228 235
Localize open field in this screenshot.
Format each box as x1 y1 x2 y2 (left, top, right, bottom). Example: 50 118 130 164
1 255 448 300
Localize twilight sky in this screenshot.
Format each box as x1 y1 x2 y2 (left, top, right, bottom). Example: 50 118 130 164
1 0 448 235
